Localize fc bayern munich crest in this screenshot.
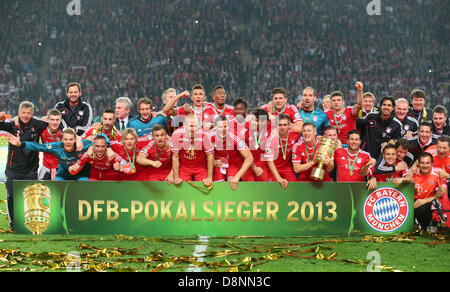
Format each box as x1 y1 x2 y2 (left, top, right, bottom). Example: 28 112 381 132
363 187 409 233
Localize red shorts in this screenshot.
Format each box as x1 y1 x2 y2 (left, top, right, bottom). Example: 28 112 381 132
269 170 298 182
118 172 142 181
239 163 270 181
213 165 240 181
254 163 270 182
179 166 208 182
241 169 255 181
119 165 146 181
146 169 171 181
213 167 226 182
90 170 120 181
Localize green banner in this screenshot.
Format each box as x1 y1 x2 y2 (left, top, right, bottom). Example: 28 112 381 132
13 181 414 236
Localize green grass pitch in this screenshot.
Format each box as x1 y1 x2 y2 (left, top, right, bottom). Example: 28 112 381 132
0 183 449 272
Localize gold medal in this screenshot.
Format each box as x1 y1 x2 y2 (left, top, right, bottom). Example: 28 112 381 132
280 133 289 161
125 146 136 174
347 149 360 178
254 130 263 151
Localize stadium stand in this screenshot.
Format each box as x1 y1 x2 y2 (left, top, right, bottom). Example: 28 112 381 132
0 0 448 116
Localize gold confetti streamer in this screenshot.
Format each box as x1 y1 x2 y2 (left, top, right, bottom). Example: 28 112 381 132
0 231 445 272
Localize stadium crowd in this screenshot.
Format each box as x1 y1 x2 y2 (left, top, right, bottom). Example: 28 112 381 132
0 1 448 234
0 0 448 115
1 80 449 234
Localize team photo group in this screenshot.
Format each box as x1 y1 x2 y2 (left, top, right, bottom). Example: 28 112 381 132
0 80 449 233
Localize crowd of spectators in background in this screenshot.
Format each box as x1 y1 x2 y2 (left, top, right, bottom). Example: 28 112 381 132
0 0 448 117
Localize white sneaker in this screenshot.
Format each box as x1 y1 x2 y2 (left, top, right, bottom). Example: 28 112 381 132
427 226 438 234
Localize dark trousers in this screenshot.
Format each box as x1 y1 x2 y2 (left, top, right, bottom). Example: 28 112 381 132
4 168 37 230
414 202 432 229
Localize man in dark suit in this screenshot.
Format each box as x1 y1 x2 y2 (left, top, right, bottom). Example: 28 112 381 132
114 97 132 131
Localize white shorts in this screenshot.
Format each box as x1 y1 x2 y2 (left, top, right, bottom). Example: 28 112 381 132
38 165 57 181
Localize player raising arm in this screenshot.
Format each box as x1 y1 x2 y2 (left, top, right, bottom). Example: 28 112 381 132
260 87 303 133
325 81 363 146
6 128 92 181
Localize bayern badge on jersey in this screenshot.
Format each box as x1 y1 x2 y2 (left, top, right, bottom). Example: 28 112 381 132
363 187 409 233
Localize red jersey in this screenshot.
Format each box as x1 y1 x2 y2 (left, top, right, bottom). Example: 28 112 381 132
175 105 216 128
334 148 372 182
110 140 150 181
40 127 62 169
413 170 444 200
137 133 154 144
139 139 172 181
228 116 248 136
82 126 122 142
260 103 303 124
370 164 407 183
292 139 332 182
208 129 248 180
170 127 214 170
77 152 123 181
206 103 235 120
426 145 450 174
326 107 356 145
240 124 272 165
235 125 270 181
266 131 300 181
424 147 450 226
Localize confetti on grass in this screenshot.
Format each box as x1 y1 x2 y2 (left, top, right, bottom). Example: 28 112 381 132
0 230 447 272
